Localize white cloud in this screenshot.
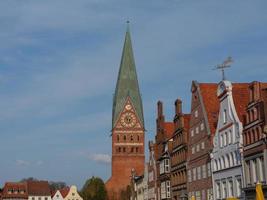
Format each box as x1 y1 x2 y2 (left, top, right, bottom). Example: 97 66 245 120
16 159 30 166
89 153 111 164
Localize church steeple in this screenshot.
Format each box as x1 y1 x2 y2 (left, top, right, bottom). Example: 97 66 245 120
112 24 144 128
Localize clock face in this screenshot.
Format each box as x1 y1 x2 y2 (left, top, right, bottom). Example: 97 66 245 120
125 104 132 110
120 112 137 127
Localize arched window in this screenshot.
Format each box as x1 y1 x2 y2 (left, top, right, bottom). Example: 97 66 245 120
118 147 121 152
221 157 225 169
117 135 120 142
225 155 230 168
229 153 233 167
228 131 232 144
218 158 222 170
232 152 237 166
214 160 218 171
130 135 134 141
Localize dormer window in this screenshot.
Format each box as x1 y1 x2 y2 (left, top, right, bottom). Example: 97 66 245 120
223 109 227 124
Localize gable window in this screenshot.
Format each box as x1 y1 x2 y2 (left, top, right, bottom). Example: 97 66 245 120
223 109 227 124
195 110 198 118
201 141 205 149
191 130 194 137
192 146 195 154
195 126 199 134
165 159 170 172
200 122 204 131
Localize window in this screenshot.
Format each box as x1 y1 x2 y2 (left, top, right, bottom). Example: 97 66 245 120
195 191 200 200
160 160 164 174
192 146 195 154
224 132 227 146
214 160 218 171
195 110 198 118
123 135 126 141
196 144 200 152
188 170 192 182
207 162 211 177
200 122 204 131
193 168 196 181
130 135 133 141
216 182 221 199
202 165 207 178
201 141 205 149
197 166 201 180
202 190 206 200
160 182 166 199
166 181 171 198
196 126 199 134
191 129 194 137
123 147 126 152
117 135 119 141
228 179 233 197
236 177 241 197
136 147 139 153
223 109 227 124
220 134 223 148
137 135 140 141
228 131 232 144
165 159 170 172
222 181 226 199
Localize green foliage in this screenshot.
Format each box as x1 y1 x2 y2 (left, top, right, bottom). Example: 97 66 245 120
80 176 107 200
49 181 67 191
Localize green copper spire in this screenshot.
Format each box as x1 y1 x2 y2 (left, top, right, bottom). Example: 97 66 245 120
112 25 144 128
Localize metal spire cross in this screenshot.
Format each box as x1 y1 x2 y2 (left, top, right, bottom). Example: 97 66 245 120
214 56 233 80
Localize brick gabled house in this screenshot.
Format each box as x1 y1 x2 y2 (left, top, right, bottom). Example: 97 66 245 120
155 101 174 200
170 99 190 200
242 81 267 199
187 81 219 200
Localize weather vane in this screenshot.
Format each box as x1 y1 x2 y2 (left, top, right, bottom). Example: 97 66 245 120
213 56 233 80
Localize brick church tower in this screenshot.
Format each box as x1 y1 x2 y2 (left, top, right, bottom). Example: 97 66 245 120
105 26 145 199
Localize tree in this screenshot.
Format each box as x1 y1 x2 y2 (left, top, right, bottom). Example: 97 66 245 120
49 181 67 191
80 176 107 200
20 177 39 182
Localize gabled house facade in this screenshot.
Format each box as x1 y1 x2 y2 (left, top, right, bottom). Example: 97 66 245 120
211 81 249 200
242 81 267 199
27 181 51 200
170 99 190 200
187 81 219 200
147 141 158 200
155 101 174 200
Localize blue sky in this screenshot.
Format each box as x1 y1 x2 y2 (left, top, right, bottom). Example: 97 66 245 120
0 0 267 188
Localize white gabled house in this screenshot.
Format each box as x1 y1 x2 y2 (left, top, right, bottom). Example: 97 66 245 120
211 80 249 200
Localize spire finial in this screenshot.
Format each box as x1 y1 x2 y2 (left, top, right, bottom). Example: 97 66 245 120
126 20 130 32
213 56 233 80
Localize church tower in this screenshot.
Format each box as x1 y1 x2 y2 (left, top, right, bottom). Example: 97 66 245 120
105 25 145 199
